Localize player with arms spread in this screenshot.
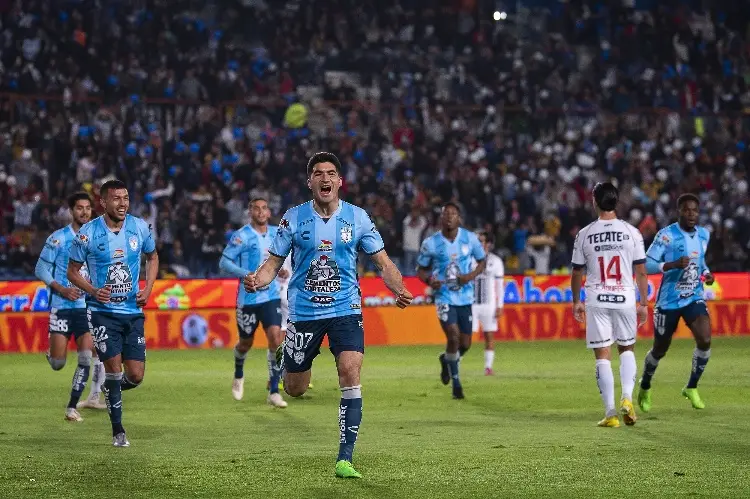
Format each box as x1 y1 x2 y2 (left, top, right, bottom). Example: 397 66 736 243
638 193 714 411
571 182 649 428
67 180 159 447
220 198 287 408
244 152 412 479
417 203 486 399
34 192 106 422
471 231 504 376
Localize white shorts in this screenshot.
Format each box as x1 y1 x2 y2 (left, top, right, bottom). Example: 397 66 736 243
472 305 499 333
280 296 289 331
585 306 636 349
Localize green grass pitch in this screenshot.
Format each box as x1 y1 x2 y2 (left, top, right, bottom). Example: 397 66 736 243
1 338 749 498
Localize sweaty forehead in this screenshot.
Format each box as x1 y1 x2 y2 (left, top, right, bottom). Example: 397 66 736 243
107 188 129 198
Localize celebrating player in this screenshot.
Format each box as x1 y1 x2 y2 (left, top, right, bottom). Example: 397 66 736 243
34 192 106 422
639 193 713 411
571 182 649 428
471 231 504 375
220 198 287 408
243 152 413 479
67 180 159 447
417 203 486 399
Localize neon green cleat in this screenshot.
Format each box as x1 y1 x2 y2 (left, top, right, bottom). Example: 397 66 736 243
682 388 705 409
335 460 362 478
637 387 652 413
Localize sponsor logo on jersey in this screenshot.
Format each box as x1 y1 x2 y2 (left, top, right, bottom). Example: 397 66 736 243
128 236 139 251
113 249 124 259
51 238 61 246
310 295 335 304
77 233 89 244
279 218 290 229
595 244 624 252
340 227 352 244
597 294 626 304
318 239 333 252
105 261 133 295
676 261 700 298
304 255 341 293
350 302 361 309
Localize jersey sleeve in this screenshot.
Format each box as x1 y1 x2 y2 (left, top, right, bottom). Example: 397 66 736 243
416 237 433 269
139 219 156 254
470 233 486 261
701 228 711 274
69 228 90 263
646 228 670 273
357 210 385 255
269 211 294 258
571 231 585 269
220 230 249 278
494 257 505 308
35 236 59 285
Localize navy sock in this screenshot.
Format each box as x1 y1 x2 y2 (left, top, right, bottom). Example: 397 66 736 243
67 351 92 409
337 386 363 463
687 348 710 389
445 352 461 389
234 346 246 379
640 350 660 390
267 350 281 394
103 372 125 436
121 374 141 391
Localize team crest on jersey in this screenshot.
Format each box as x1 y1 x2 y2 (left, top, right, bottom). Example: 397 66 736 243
660 234 671 244
232 236 243 246
128 236 138 251
462 244 470 256
105 261 133 295
304 255 341 293
113 249 124 259
340 227 352 244
318 239 333 252
279 218 290 229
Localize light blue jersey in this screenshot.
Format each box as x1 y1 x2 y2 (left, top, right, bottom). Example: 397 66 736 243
646 222 711 310
220 224 280 306
35 225 89 310
270 200 384 321
69 214 156 314
417 228 486 306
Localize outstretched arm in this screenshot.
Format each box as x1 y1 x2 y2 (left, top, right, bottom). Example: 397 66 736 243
244 254 285 292
370 250 412 308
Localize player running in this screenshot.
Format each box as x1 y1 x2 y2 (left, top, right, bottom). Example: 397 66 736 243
220 198 287 408
244 152 413 479
67 180 159 447
417 204 486 399
639 193 714 411
571 182 649 428
471 231 504 375
34 192 106 422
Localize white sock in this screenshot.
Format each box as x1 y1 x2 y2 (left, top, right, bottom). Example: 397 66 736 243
595 359 616 417
619 351 636 401
484 349 495 370
90 360 105 397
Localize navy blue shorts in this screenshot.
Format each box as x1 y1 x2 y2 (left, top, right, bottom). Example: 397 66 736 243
88 311 146 362
237 300 282 339
654 301 709 339
49 308 89 340
437 304 473 335
282 314 364 373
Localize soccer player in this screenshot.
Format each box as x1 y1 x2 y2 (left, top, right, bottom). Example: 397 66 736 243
416 204 486 399
639 193 714 411
244 152 412 479
220 198 287 408
571 182 649 428
34 192 106 422
67 180 159 447
471 231 504 375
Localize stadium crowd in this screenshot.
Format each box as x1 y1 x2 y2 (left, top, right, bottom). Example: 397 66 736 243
2 0 750 279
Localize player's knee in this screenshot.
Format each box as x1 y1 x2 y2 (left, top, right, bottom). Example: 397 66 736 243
123 372 144 389
77 350 92 367
696 337 711 351
284 380 307 397
48 356 66 371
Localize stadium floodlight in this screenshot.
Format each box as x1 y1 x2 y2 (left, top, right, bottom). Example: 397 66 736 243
493 11 507 21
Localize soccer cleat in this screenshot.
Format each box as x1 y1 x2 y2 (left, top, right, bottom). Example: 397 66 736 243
452 385 465 400
335 460 362 479
620 398 637 426
307 380 314 390
232 378 244 401
682 388 705 409
597 415 620 428
484 367 494 376
77 394 107 410
64 408 83 422
439 354 450 385
637 387 652 413
112 432 130 447
267 392 288 408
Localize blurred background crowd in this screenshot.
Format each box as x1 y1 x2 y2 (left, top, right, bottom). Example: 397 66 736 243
1 0 750 280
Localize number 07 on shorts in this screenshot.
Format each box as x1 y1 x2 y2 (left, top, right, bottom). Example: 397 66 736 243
585 306 637 349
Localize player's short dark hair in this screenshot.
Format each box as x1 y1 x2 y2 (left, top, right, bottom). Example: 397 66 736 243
441 202 461 215
306 152 342 177
593 182 619 212
100 179 128 198
67 191 92 209
478 230 494 245
677 193 700 208
249 197 267 205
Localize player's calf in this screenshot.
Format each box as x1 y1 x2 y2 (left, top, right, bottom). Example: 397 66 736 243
67 350 92 409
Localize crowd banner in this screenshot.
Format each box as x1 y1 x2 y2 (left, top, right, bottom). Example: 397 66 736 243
1 274 749 353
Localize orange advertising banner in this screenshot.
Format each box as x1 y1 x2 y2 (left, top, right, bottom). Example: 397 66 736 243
2 301 750 353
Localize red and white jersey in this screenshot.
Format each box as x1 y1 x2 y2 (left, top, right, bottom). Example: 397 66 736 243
473 253 504 308
571 218 646 309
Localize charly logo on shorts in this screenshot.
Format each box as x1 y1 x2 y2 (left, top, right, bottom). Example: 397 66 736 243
105 261 133 296
304 255 341 293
